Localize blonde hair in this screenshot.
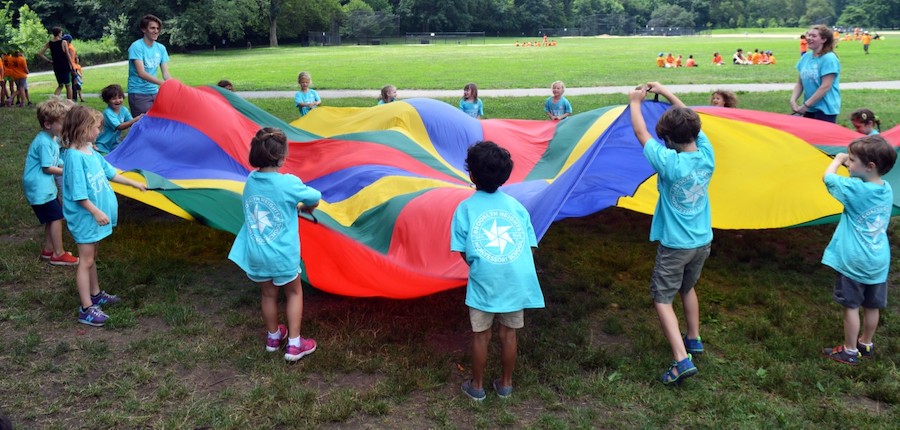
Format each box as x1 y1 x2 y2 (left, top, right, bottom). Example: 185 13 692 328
36 97 75 128
297 71 311 84
552 80 566 90
61 105 102 149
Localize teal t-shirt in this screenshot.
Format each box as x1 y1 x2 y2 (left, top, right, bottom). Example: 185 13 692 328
62 148 118 244
228 171 322 279
22 130 61 205
459 98 484 118
822 174 893 283
544 96 572 118
96 105 133 154
795 52 840 115
127 39 170 95
294 90 320 116
643 131 715 249
451 190 545 313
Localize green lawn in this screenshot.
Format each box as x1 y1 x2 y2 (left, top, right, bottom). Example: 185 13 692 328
24 34 900 94
2 36 899 429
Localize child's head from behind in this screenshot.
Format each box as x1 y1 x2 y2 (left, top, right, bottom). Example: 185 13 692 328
61 105 102 149
710 90 738 108
297 71 311 89
656 107 701 148
217 80 234 91
101 84 125 104
51 27 62 37
849 108 880 134
465 141 512 193
380 85 396 102
463 83 478 100
249 127 288 168
848 135 896 177
36 97 74 133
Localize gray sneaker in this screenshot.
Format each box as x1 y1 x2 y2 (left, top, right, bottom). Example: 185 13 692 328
823 345 859 365
78 306 108 327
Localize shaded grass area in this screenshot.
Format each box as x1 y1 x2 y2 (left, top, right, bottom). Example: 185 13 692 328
1 91 899 427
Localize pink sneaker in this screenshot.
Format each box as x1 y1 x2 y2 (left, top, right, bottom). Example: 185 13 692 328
265 324 287 352
284 337 317 361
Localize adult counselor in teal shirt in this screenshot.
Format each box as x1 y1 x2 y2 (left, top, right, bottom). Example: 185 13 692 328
791 24 840 123
127 14 172 116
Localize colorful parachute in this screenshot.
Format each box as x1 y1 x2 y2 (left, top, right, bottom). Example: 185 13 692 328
107 80 900 298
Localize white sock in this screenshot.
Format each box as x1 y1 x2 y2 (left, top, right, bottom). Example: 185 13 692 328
288 336 301 347
859 341 873 347
267 331 281 340
846 347 859 354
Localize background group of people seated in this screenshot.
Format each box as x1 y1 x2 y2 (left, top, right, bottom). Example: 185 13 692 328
656 52 698 68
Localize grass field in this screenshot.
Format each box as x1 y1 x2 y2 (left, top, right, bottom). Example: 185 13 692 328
2 34 900 429
24 34 900 93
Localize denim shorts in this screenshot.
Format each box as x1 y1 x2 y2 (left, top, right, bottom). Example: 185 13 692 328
833 273 887 309
650 243 711 304
469 307 524 332
247 272 299 287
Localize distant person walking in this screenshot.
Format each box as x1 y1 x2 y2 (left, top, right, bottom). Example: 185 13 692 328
791 25 840 123
37 27 75 100
127 14 172 116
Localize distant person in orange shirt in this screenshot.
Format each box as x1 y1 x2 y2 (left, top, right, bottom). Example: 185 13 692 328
800 34 808 57
656 53 665 67
685 55 697 67
861 31 871 54
712 52 723 65
665 53 675 68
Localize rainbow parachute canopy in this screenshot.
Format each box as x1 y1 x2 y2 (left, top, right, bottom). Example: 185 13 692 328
107 80 900 298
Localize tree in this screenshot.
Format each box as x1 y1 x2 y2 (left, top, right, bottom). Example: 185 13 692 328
802 0 836 25
647 4 695 29
836 5 868 27
13 5 50 60
167 0 255 47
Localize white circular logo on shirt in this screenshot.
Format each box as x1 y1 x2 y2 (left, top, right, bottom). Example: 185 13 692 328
472 210 526 264
854 205 890 251
669 169 712 215
245 196 284 244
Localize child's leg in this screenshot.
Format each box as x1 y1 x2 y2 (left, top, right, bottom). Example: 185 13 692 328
75 242 97 309
842 307 861 350
859 307 879 345
682 288 700 340
282 277 304 338
655 302 689 362
259 281 279 334
471 329 491 390
46 219 65 255
497 325 517 388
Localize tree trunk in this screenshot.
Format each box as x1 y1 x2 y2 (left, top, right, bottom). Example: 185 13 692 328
269 17 278 47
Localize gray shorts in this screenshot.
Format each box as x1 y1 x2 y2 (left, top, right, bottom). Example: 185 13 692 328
469 307 524 332
128 92 157 116
650 243 710 304
833 273 887 309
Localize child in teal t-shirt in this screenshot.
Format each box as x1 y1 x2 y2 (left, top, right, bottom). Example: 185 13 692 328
294 71 320 116
544 80 572 120
451 141 544 401
629 82 714 385
821 135 896 365
96 84 142 154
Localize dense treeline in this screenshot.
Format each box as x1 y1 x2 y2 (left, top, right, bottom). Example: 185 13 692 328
3 0 899 51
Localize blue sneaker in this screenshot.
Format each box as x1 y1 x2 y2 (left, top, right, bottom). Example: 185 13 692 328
493 379 513 399
857 342 874 358
683 335 704 355
78 306 108 327
91 291 121 307
461 380 486 401
823 345 859 365
662 354 698 385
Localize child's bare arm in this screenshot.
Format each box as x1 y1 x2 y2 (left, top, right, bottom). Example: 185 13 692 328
110 174 147 192
117 114 144 131
824 153 848 179
628 86 652 146
42 166 63 176
78 199 109 225
646 82 686 108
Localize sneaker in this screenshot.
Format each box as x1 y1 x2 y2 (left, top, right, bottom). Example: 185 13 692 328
857 342 874 358
461 380 486 401
823 345 860 365
661 354 698 385
78 306 108 327
40 249 53 260
684 334 704 355
91 291 121 306
284 337 317 361
492 379 513 399
265 324 287 352
49 251 79 266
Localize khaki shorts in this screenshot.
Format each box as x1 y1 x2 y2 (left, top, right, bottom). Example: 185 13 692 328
469 307 524 332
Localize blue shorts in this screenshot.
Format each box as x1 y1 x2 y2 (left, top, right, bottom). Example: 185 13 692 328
31 199 64 225
833 273 887 309
247 272 299 287
803 111 837 123
650 243 710 304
